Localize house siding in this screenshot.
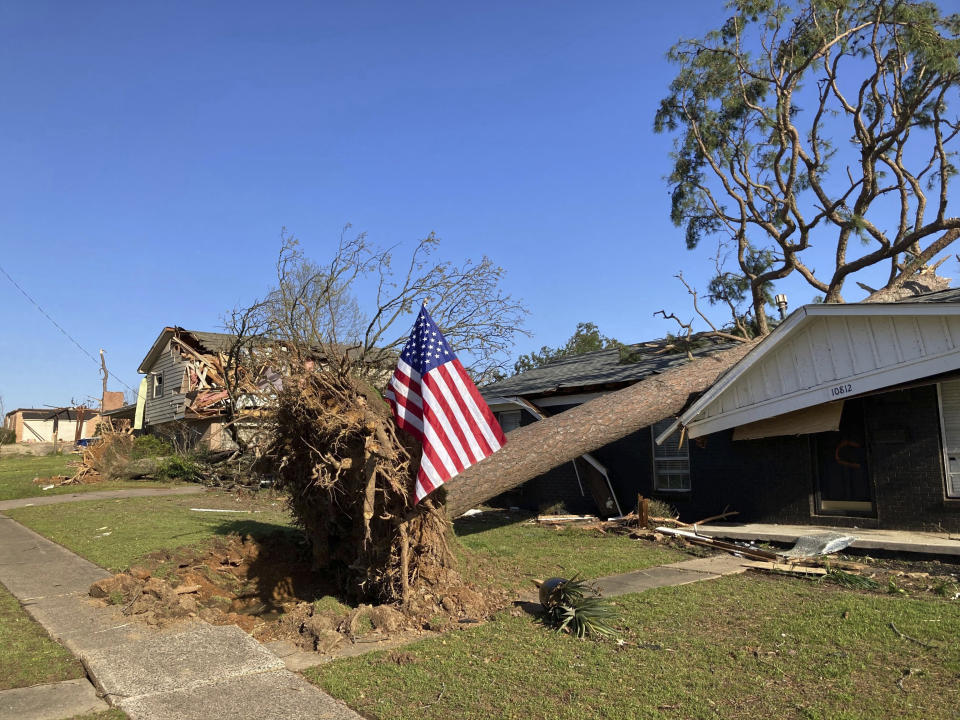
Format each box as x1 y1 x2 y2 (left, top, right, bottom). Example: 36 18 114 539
142 342 187 427
866 386 958 531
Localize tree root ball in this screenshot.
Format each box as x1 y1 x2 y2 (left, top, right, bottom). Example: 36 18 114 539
270 368 457 605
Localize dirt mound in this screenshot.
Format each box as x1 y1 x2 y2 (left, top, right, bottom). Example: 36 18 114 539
89 532 507 648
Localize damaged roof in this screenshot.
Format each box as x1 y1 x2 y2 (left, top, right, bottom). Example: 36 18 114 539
480 341 735 399
137 327 241 374
899 287 960 304
4 407 94 421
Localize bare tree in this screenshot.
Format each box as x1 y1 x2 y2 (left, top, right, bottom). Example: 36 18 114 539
216 228 529 604
655 0 960 334
253 227 529 382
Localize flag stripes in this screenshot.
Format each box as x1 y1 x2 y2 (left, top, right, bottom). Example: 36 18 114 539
384 306 505 503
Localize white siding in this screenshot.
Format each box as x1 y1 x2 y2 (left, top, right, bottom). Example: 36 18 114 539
689 313 960 438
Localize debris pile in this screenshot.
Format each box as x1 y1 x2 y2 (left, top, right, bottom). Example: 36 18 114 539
169 331 280 422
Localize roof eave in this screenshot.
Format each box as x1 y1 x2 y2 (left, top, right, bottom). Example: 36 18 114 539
676 300 960 430
137 327 177 374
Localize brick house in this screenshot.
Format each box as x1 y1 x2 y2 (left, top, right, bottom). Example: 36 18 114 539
481 289 960 532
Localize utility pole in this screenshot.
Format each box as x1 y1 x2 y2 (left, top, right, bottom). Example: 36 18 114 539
100 349 108 415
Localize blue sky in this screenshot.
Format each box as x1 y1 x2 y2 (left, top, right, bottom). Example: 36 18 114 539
1 1 958 412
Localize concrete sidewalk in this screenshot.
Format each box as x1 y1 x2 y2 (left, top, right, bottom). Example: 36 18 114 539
0 678 107 720
0 485 205 512
0 513 361 720
596 554 748 597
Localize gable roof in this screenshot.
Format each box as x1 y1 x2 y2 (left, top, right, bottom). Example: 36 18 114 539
480 340 735 400
668 298 960 440
4 407 93 421
137 326 395 376
899 287 960 304
137 327 240 374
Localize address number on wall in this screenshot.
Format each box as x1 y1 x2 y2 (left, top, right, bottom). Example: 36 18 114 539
830 383 854 397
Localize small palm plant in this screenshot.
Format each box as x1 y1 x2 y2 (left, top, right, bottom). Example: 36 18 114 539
538 575 618 639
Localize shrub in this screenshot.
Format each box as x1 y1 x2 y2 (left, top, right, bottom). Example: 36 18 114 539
130 435 174 459
157 455 203 483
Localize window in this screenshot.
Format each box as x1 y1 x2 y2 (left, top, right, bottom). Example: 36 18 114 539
496 410 522 434
651 419 690 492
937 380 960 498
152 372 164 398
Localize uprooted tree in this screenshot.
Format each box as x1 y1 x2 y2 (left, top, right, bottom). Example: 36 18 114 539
654 0 960 336
228 230 528 607
227 2 960 616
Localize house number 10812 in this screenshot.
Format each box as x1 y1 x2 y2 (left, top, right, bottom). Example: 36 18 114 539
830 383 853 397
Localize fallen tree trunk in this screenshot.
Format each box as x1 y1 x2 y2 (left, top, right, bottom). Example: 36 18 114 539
112 457 169 480
444 341 757 517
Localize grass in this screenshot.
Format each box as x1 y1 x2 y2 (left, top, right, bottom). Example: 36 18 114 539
0 453 182 501
308 573 960 720
7 492 296 572
454 511 686 590
0 584 84 690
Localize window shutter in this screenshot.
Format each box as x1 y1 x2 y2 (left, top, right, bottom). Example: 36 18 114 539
938 381 960 498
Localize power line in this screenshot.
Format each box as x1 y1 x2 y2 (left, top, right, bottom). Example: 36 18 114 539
0 262 138 394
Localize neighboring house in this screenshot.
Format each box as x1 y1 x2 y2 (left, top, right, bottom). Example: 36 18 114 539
483 289 960 532
136 326 392 451
136 327 253 451
3 407 101 443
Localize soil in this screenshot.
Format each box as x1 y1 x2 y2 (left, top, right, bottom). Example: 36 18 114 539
88 531 509 651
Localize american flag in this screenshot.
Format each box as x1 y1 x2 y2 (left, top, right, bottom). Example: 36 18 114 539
385 305 506 503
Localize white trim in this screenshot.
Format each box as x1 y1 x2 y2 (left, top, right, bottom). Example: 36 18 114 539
676 303 960 433
687 348 960 438
485 391 605 410
654 419 680 446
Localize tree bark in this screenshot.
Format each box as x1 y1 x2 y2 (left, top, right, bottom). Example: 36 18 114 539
112 457 169 480
444 342 757 517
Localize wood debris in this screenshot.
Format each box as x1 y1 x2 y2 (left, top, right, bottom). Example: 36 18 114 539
742 561 827 576
168 331 277 421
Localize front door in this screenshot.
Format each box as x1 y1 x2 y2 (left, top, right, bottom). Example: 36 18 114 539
814 400 875 516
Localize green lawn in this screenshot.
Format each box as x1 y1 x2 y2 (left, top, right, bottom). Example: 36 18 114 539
454 511 686 590
0 453 181 501
67 711 127 720
309 573 960 720
0 584 85 690
8 497 686 586
7 492 296 572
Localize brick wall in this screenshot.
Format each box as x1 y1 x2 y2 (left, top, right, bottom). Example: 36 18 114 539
865 386 959 532
488 385 960 530
680 386 960 532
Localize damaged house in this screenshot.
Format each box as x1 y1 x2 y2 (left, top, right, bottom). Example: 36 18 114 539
483 289 960 532
136 326 390 451
136 327 282 451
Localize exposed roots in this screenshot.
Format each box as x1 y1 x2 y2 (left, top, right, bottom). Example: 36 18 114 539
270 367 459 605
